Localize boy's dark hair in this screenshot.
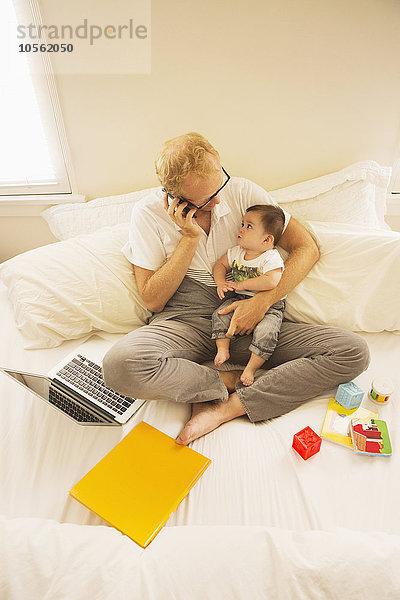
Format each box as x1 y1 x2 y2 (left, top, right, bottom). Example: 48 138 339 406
246 204 285 246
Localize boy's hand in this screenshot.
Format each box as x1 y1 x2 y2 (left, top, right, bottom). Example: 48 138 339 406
216 281 234 299
228 280 244 291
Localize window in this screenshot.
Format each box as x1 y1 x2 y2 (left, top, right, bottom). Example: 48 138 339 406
390 149 400 195
386 138 400 220
0 0 76 199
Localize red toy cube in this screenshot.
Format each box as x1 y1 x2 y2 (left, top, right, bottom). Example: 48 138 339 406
292 426 322 460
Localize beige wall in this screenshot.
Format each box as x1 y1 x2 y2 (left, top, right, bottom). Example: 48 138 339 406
386 215 400 231
1 0 400 260
0 217 58 262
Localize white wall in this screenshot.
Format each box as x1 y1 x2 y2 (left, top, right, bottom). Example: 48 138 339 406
1 0 400 260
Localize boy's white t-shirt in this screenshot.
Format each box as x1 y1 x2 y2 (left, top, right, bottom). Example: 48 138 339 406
227 245 285 297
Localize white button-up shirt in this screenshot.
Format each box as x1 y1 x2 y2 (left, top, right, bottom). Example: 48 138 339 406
123 177 290 287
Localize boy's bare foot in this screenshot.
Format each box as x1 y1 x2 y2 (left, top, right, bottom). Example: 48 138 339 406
240 366 256 386
214 350 230 367
176 392 246 445
240 353 265 386
214 338 231 367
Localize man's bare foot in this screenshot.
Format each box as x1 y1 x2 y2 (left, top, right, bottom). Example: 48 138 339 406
214 350 230 367
176 392 246 445
240 366 256 386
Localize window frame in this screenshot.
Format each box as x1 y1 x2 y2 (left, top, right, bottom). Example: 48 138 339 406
386 137 400 218
0 0 79 202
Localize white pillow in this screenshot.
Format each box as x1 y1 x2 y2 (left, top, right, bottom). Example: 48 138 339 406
41 161 391 241
2 220 398 350
270 160 391 229
0 224 151 349
284 221 400 333
42 187 159 240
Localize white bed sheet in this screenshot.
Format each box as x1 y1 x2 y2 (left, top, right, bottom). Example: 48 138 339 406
1 280 400 598
1 280 399 532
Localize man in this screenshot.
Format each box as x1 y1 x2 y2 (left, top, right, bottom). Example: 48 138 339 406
103 132 370 444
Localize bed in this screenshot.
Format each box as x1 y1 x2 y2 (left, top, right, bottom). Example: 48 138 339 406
1 160 400 599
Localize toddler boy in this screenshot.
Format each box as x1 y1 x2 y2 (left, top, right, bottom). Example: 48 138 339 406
212 204 286 385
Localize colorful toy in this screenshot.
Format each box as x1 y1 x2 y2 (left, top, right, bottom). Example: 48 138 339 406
350 418 392 456
292 426 322 460
335 382 364 409
369 377 394 405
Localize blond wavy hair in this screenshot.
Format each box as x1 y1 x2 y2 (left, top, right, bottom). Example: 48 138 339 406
155 132 220 197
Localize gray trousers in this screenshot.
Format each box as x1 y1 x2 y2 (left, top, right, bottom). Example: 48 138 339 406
102 278 370 422
212 298 286 361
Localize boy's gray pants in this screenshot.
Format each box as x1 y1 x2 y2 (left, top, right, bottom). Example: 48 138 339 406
102 277 370 423
211 298 286 361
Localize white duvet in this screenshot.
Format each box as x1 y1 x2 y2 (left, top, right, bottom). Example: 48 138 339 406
2 518 400 600
1 279 400 599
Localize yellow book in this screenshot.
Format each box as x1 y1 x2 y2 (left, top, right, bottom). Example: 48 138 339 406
70 421 211 548
321 398 377 449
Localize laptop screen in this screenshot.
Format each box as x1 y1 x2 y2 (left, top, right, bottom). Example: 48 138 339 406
1 367 109 425
3 369 51 401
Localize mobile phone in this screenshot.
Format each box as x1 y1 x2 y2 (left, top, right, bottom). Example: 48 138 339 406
164 191 197 218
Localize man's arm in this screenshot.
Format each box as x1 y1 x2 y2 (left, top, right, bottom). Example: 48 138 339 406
134 195 202 313
254 217 319 304
219 217 320 336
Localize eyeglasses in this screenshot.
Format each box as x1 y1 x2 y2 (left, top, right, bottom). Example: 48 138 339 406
163 166 230 211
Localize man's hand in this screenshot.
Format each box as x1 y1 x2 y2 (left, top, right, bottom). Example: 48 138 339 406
163 193 202 239
218 293 271 337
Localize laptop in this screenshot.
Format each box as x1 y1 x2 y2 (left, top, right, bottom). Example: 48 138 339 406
0 335 146 426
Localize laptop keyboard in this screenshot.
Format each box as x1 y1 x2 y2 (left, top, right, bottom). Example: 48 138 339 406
55 354 135 415
49 386 102 422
